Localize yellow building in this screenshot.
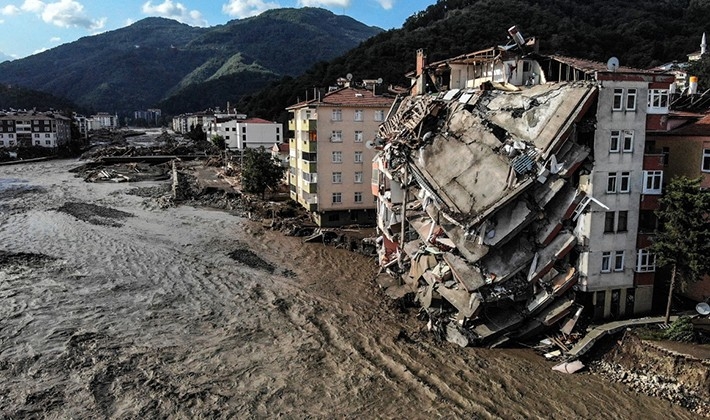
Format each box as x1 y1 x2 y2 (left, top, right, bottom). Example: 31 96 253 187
287 85 394 227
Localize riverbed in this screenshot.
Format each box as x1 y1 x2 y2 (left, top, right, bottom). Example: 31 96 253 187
0 159 696 418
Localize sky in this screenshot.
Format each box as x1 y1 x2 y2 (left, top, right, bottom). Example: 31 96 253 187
0 0 435 60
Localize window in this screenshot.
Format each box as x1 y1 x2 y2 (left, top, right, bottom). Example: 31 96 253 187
622 130 634 152
619 172 630 193
604 212 615 233
0 140 3 145
332 192 342 204
610 130 620 153
242 127 246 133
354 131 363 143
354 110 363 121
34 140 40 145
626 88 637 111
601 252 612 273
45 140 51 145
45 133 51 138
8 134 13 138
702 148 710 172
604 211 628 233
607 172 617 193
354 151 363 163
648 89 669 111
9 140 14 145
636 249 656 272
617 211 628 232
354 192 363 203
332 151 342 163
374 110 385 121
332 109 342 121
612 89 623 111
332 172 342 184
354 171 363 183
642 170 663 194
34 133 40 138
614 251 625 271
331 130 342 142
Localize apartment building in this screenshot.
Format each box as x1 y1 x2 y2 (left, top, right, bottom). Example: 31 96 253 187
205 116 281 151
287 85 394 227
0 111 71 148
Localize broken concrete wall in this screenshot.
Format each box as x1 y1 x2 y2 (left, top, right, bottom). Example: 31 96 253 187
373 81 599 348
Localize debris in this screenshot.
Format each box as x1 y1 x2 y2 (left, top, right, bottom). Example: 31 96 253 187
552 360 585 374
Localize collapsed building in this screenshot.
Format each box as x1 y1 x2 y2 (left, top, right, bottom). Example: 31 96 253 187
372 31 678 348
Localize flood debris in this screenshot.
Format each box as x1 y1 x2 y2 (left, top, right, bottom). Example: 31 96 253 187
55 202 134 227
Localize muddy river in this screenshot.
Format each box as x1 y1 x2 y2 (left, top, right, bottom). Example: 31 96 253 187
0 159 695 418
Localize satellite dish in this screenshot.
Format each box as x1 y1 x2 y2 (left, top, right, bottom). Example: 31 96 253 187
697 302 710 316
365 140 376 149
377 77 383 84
607 57 620 72
346 73 353 81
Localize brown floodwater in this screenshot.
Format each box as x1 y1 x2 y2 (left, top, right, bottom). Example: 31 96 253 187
0 159 696 419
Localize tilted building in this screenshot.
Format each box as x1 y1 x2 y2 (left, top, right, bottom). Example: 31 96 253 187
373 40 678 346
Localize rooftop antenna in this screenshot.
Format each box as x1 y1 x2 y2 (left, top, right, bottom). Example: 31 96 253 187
606 57 620 72
702 32 707 56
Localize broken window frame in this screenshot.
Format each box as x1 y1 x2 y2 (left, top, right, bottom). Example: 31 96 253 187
642 170 663 194
622 130 634 153
332 171 342 184
332 192 342 204
702 148 710 172
604 211 615 233
331 130 343 142
617 210 628 232
636 249 656 272
601 251 612 273
614 250 625 272
609 130 621 153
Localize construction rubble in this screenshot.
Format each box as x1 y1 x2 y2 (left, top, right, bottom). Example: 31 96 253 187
373 81 600 351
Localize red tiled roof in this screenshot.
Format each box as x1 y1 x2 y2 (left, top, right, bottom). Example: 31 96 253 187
666 113 710 136
243 117 273 124
287 87 394 109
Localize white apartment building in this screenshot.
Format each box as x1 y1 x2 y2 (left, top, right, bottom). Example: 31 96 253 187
0 111 71 148
205 117 282 151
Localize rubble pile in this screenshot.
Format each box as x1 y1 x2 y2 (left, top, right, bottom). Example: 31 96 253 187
71 162 171 183
373 82 599 348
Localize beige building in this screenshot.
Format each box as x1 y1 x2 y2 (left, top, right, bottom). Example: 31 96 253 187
287 85 394 226
0 111 71 148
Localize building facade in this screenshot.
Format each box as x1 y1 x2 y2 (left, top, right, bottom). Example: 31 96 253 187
205 117 282 151
0 111 71 148
287 86 394 227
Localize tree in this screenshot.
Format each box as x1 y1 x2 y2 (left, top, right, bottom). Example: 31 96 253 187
211 134 225 150
650 176 710 324
240 146 286 198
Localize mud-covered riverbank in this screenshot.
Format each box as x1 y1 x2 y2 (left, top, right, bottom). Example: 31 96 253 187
0 159 699 418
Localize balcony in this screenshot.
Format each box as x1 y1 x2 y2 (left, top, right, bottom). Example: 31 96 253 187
288 120 295 131
301 139 317 153
300 160 317 173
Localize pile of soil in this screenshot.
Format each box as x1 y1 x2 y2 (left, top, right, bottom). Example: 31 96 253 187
55 202 134 227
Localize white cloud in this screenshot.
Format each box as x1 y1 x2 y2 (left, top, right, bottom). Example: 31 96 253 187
1 5 21 15
21 0 44 13
50 36 61 42
32 47 49 55
375 0 394 10
142 1 208 26
19 0 105 30
222 0 280 18
298 0 350 7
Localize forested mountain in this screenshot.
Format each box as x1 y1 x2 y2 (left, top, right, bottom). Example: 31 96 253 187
0 8 381 115
0 84 79 112
234 0 710 122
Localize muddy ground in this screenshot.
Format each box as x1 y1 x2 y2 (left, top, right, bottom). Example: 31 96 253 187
0 159 700 419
